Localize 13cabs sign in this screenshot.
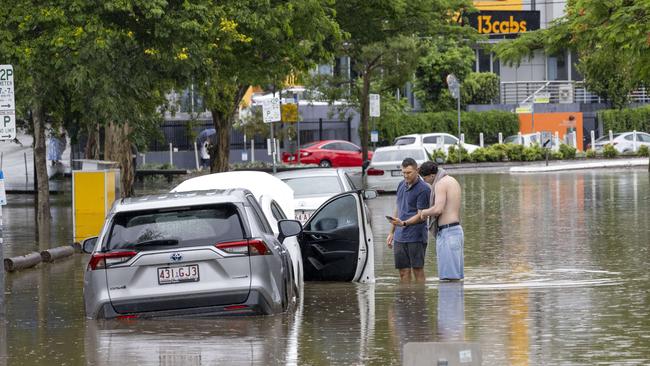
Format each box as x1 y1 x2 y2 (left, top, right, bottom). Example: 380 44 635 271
468 11 540 38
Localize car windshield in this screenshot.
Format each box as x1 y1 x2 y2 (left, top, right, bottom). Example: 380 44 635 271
394 137 416 145
300 141 319 149
503 135 520 144
282 176 343 197
595 134 621 142
372 149 426 163
106 204 244 251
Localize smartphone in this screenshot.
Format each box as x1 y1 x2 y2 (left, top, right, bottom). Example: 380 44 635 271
385 215 395 222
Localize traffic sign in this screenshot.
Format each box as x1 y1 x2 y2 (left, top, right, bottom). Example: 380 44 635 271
262 97 281 123
0 65 15 140
0 170 6 205
369 94 380 117
447 74 460 100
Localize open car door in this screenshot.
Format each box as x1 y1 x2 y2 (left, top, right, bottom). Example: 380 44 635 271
299 191 374 282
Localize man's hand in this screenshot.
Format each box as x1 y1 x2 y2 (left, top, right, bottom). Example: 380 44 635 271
386 232 394 249
388 217 403 227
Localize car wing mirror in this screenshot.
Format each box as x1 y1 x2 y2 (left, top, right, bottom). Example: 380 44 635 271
82 236 98 254
363 190 378 200
277 219 303 243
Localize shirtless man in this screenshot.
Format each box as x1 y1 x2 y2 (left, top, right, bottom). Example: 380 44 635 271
418 161 464 280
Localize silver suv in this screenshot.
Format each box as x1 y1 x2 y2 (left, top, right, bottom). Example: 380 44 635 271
82 189 301 319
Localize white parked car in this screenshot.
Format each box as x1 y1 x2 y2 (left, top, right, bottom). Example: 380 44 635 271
365 145 430 192
591 131 650 153
173 171 375 284
503 132 559 150
394 133 479 154
275 168 357 224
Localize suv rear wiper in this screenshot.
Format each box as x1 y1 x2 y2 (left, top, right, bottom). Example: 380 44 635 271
132 239 180 248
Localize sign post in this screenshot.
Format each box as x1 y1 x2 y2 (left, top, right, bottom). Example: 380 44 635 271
369 94 380 150
0 65 16 141
263 96 281 173
447 74 461 163
0 170 6 319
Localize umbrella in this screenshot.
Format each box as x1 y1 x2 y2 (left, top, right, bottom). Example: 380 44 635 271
196 128 217 145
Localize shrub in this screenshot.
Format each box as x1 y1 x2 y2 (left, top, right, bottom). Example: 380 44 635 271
430 148 447 163
559 144 577 159
602 144 619 158
446 145 470 164
522 144 544 161
469 147 488 162
638 145 649 157
486 144 508 162
585 149 597 158
550 151 564 160
599 105 650 133
504 143 524 161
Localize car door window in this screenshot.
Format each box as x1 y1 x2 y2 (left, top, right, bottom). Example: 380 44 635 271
321 143 338 150
270 200 287 221
344 173 357 190
305 195 358 232
339 142 359 152
246 195 273 234
640 134 650 142
444 136 457 144
422 136 438 144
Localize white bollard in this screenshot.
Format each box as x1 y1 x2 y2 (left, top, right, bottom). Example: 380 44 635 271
633 130 637 152
251 139 255 162
554 131 559 147
267 139 272 156
460 133 465 147
169 143 173 166
479 133 484 148
193 142 199 170
609 130 613 144
536 132 541 146
498 132 503 144
590 130 595 150
518 132 523 145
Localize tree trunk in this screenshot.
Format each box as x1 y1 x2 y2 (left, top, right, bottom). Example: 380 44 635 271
32 103 51 224
360 68 372 163
84 124 100 159
104 122 134 197
209 85 249 173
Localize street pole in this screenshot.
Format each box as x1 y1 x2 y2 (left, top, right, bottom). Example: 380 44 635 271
0 171 5 320
271 122 276 174
457 87 461 164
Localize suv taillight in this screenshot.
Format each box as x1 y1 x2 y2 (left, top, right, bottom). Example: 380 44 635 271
87 251 137 271
366 168 384 176
215 239 271 256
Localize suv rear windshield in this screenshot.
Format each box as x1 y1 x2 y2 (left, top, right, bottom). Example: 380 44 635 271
372 149 426 162
394 137 416 145
105 204 244 251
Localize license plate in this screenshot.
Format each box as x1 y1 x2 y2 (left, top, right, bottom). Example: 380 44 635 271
391 170 402 177
295 210 313 224
158 264 200 285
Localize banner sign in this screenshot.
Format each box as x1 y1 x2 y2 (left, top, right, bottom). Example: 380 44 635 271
468 11 540 38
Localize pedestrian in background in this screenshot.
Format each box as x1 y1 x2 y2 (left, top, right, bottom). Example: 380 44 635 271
419 161 464 281
387 158 431 283
200 140 211 169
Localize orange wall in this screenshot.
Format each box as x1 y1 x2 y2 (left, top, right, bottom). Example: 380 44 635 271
518 112 584 151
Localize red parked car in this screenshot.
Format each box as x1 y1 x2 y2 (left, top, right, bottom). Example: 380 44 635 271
282 140 372 168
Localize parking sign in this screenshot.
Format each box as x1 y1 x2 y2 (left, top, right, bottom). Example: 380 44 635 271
0 65 16 140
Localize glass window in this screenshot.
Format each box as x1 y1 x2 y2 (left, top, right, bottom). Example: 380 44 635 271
548 52 568 80
444 136 458 144
321 143 339 150
282 176 344 197
305 195 358 232
394 137 416 145
477 49 491 73
106 204 244 251
344 173 357 190
423 135 441 144
246 195 273 234
595 134 621 142
372 149 426 162
624 134 634 141
270 201 287 221
338 142 360 151
638 133 650 142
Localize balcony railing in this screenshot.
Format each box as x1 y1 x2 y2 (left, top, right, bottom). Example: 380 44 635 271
500 80 650 105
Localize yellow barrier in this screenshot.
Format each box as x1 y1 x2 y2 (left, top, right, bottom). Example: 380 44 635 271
72 169 120 242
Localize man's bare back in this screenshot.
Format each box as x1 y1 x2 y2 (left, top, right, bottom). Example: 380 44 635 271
420 175 461 224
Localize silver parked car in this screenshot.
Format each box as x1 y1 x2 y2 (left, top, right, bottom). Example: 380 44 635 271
83 189 302 319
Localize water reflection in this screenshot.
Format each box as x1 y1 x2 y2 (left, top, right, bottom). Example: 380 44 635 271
437 282 465 342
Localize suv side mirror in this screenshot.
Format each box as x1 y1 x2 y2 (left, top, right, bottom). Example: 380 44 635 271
82 237 98 254
278 219 302 243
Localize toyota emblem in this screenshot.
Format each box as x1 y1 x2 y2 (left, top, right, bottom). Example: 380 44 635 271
170 252 183 262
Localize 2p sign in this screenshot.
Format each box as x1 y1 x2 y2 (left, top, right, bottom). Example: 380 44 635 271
0 65 16 140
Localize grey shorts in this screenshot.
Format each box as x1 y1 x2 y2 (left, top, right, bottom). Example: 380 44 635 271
393 241 427 269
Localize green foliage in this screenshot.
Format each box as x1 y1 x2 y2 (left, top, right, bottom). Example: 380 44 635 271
446 145 469 164
486 144 508 162
522 144 544 161
603 144 619 158
430 148 447 163
550 150 564 160
504 143 524 161
638 145 649 157
598 106 650 133
377 110 519 145
462 72 500 105
469 148 487 163
586 149 597 158
559 144 577 159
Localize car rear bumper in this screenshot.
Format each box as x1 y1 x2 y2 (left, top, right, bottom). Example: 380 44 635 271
88 290 276 319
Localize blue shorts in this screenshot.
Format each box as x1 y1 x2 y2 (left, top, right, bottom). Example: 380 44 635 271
436 225 464 280
393 241 427 269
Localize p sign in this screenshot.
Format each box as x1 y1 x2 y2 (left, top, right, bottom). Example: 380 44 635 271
0 65 15 140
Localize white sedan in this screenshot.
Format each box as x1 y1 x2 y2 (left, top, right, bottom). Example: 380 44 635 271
274 168 356 224
365 145 430 192
394 133 479 154
591 131 650 154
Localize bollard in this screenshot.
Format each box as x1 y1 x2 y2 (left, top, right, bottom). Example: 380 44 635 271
4 252 42 272
479 133 484 148
40 246 75 262
590 130 595 150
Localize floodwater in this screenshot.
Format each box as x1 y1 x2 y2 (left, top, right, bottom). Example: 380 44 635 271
1 169 649 365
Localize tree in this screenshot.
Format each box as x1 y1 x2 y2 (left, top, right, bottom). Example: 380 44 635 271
330 0 476 162
493 1 650 109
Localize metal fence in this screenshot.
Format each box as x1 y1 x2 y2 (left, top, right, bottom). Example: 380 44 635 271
500 80 650 105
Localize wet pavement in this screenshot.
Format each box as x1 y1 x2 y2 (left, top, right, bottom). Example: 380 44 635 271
1 169 649 365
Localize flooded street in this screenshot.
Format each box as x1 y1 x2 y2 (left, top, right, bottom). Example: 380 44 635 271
1 169 649 365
